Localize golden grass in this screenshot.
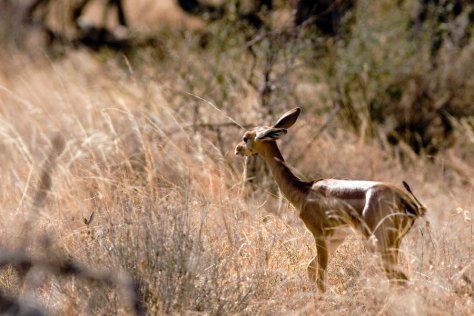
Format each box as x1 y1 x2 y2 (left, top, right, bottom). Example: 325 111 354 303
0 48 472 315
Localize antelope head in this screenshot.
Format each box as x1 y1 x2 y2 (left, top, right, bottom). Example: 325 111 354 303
235 107 301 157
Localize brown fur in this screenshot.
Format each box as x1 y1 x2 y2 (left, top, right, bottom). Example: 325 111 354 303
235 108 427 291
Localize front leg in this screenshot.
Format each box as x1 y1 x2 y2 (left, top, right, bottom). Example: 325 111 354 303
307 237 328 292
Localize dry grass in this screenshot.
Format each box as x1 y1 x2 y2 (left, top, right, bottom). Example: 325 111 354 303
0 0 473 314
0 50 472 315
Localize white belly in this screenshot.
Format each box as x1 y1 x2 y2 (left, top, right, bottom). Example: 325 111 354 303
315 179 381 191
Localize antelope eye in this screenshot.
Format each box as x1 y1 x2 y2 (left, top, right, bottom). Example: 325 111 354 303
243 137 248 143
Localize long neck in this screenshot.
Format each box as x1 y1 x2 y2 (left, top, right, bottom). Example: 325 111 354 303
259 142 311 209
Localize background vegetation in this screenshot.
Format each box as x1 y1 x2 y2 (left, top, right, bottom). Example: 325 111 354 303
0 0 473 314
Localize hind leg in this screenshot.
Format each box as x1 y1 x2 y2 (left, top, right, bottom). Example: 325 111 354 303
363 189 409 282
378 232 408 282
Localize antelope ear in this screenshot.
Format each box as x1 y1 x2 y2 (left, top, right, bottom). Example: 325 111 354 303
273 107 301 129
256 128 287 141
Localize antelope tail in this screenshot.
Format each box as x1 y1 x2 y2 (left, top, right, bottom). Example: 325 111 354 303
402 181 427 217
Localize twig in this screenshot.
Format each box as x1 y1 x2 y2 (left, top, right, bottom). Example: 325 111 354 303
244 0 345 50
165 122 249 136
33 134 65 208
182 92 246 130
293 103 341 163
0 289 46 316
84 211 95 225
0 251 145 315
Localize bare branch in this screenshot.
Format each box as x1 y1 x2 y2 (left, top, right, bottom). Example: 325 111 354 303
0 251 145 316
